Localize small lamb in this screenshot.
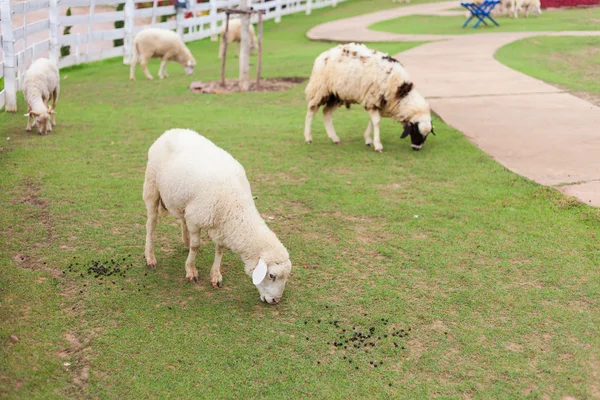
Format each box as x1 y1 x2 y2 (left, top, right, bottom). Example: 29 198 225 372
130 28 196 80
304 43 434 152
23 58 60 135
143 129 292 304
218 18 258 59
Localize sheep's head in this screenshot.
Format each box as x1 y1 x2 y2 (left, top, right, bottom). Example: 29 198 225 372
25 110 53 135
401 117 435 151
184 59 196 76
251 257 292 305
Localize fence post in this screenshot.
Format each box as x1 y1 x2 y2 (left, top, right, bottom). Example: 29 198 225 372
176 7 184 37
210 0 218 41
306 0 311 14
123 0 135 64
275 0 282 22
49 0 60 64
0 0 17 111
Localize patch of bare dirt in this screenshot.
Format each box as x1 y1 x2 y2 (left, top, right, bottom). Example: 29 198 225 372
190 77 307 94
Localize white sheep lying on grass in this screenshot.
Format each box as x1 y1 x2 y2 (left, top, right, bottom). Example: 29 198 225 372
304 43 434 152
218 18 258 59
510 0 542 18
143 129 292 304
130 28 196 80
23 58 59 135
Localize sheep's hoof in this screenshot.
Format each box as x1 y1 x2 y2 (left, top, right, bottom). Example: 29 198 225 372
186 275 199 283
130 77 135 81
365 143 372 147
333 141 340 145
211 274 223 288
375 149 383 153
146 257 157 268
305 140 312 144
26 128 31 132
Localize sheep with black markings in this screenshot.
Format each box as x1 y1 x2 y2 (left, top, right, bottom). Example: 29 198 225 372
130 28 196 80
143 129 292 304
23 58 59 135
304 43 435 152
218 18 258 59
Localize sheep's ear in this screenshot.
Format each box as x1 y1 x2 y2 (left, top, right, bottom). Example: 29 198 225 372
401 123 413 139
252 258 268 285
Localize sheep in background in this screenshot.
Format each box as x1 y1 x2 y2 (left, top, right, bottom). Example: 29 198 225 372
130 28 196 80
304 43 434 152
218 18 258 59
511 0 542 17
143 129 292 304
23 58 60 135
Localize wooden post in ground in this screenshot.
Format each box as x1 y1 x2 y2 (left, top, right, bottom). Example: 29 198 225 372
123 0 135 64
256 11 263 87
49 0 60 64
0 0 17 111
238 0 250 91
220 13 230 87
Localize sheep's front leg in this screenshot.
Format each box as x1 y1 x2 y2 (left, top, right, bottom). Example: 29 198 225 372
367 109 383 152
322 105 341 144
364 120 373 146
184 231 201 282
210 245 224 288
25 107 32 132
304 105 318 143
158 58 169 79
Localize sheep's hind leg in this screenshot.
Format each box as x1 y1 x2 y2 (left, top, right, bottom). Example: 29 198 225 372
144 193 159 267
364 120 373 146
180 219 190 248
140 57 153 80
304 105 318 143
184 230 201 283
322 105 341 144
210 244 224 288
367 109 383 152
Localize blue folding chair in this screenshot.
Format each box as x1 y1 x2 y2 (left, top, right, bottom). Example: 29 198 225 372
461 0 500 28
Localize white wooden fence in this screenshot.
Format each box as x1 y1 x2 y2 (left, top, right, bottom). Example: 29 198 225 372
0 0 341 111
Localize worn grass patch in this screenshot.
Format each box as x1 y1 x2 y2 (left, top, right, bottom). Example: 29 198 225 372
2 0 600 398
370 6 600 34
496 35 600 106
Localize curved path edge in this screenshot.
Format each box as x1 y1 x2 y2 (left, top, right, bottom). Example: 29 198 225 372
307 2 600 206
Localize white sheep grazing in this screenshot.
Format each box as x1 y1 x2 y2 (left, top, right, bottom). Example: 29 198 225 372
218 18 258 59
130 28 196 80
510 0 542 18
23 58 60 135
143 129 292 304
304 43 434 152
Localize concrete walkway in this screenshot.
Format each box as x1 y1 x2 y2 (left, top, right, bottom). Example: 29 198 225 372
307 2 600 205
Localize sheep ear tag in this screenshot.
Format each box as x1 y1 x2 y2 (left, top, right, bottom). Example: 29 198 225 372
252 258 268 285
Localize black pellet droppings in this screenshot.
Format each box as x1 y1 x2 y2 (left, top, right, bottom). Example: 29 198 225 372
304 321 307 324
401 346 405 350
384 334 388 338
168 306 172 310
370 361 373 365
355 366 359 370
343 356 347 359
121 288 124 291
317 361 320 365
381 318 385 321
318 320 321 323
325 306 328 309
306 337 309 341
389 383 392 387
79 290 83 294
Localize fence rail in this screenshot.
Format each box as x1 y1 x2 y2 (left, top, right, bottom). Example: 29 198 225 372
0 0 342 111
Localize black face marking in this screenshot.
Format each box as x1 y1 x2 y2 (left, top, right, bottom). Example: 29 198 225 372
396 82 413 99
400 122 428 150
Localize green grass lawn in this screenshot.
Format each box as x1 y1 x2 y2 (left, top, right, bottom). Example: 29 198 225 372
370 7 600 34
3 1 600 398
496 36 600 105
